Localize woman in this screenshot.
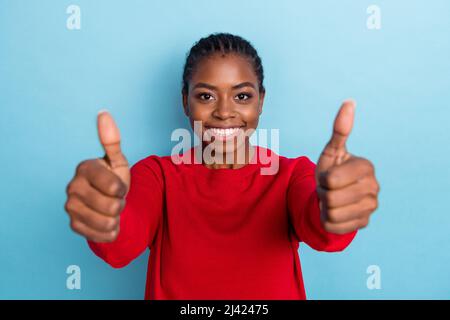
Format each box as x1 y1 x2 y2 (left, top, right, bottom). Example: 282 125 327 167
64 33 380 299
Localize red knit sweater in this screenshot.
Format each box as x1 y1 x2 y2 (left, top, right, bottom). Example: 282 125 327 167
88 146 356 299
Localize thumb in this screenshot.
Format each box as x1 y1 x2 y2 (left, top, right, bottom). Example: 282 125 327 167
316 99 356 181
97 110 130 191
328 99 355 149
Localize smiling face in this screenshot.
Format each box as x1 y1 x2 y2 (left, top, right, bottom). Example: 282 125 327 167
182 52 265 165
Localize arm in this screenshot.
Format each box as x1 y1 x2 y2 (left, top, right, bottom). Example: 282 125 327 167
287 157 357 252
88 158 163 268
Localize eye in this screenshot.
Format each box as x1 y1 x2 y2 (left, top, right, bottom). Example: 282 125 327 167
198 93 214 101
235 93 252 101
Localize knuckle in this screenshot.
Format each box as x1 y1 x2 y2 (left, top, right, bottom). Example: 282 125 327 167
104 217 118 231
113 217 120 230
323 221 332 232
325 173 338 188
109 182 121 196
327 224 345 235
367 185 378 198
66 180 80 196
76 160 88 174
326 208 339 223
375 181 381 193
359 217 369 228
365 159 375 173
110 199 122 216
70 220 80 232
66 180 84 198
65 182 73 195
365 196 378 212
369 179 379 194
324 222 339 234
64 200 71 213
105 230 118 242
319 171 333 188
371 198 379 211
64 198 76 213
324 191 335 206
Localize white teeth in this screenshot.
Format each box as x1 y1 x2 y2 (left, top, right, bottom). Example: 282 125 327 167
208 127 240 136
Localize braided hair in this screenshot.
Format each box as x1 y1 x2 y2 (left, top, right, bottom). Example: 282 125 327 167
182 33 265 95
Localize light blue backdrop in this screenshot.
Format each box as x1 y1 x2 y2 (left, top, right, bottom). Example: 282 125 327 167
1 0 449 299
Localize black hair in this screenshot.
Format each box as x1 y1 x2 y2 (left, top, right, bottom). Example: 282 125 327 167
182 33 265 95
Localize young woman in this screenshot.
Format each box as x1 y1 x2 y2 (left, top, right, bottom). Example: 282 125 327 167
64 33 380 300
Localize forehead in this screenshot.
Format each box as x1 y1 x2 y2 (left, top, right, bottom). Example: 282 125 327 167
190 53 258 87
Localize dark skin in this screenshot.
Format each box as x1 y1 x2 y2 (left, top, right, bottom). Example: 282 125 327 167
64 52 380 243
182 52 265 169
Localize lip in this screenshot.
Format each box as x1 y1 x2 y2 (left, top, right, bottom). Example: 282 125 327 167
204 125 245 129
204 126 245 142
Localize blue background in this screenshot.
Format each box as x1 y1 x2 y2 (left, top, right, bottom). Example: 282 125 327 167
1 0 449 299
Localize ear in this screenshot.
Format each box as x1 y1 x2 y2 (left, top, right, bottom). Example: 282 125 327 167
182 90 189 117
258 90 265 115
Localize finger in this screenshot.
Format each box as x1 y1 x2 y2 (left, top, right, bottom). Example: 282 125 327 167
66 194 120 232
323 216 369 235
97 110 128 169
319 157 376 189
322 195 378 223
327 99 355 150
67 177 125 217
317 175 378 208
75 159 127 198
70 219 119 243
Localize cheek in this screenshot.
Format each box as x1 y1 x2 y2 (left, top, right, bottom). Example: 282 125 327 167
240 105 260 127
189 104 210 121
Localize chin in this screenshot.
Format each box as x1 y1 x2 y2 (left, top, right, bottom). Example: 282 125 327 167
204 138 247 162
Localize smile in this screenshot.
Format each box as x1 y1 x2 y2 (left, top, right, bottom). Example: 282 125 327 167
205 127 244 141
208 127 241 136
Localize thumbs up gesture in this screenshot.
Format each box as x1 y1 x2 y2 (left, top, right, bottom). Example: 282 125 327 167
64 111 130 243
316 100 380 235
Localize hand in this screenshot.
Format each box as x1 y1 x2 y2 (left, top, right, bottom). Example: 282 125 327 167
316 100 380 235
64 110 131 242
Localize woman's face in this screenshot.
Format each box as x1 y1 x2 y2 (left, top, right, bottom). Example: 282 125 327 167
182 52 265 157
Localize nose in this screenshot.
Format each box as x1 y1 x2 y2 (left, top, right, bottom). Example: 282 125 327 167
212 98 236 120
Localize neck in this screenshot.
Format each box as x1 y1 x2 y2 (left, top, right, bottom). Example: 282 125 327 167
201 140 255 169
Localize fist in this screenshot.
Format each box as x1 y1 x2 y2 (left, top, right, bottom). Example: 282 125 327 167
64 111 130 242
316 100 380 235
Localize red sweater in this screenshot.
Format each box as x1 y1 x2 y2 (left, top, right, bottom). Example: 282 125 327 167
88 146 356 300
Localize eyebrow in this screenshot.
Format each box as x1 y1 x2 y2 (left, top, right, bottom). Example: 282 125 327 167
192 82 256 91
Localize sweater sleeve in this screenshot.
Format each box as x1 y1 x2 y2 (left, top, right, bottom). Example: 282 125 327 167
87 157 164 268
287 156 357 252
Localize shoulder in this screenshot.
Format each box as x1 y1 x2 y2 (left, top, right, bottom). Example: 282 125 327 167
129 154 174 188
260 146 316 179
259 145 315 165
131 147 316 179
